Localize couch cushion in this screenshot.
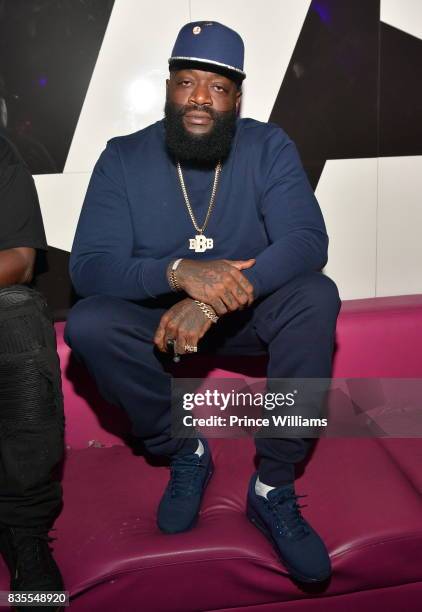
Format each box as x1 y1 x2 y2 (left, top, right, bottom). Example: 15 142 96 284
333 294 422 377
1 437 420 611
57 295 422 449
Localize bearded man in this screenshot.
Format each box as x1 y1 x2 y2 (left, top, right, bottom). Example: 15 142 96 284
65 21 341 584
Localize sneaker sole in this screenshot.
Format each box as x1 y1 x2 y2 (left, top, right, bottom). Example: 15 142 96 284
247 506 331 584
159 459 214 535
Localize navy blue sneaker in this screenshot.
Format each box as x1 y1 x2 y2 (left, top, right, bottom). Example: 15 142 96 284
247 473 331 583
157 440 214 534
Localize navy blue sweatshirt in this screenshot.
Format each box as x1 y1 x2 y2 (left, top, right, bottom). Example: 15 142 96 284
70 118 328 301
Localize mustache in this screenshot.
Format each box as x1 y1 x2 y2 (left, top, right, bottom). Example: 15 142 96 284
177 105 218 119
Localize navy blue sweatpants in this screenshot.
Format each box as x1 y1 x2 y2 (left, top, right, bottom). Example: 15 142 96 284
65 271 341 486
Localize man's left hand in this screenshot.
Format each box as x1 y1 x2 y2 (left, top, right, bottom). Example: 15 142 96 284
154 297 214 354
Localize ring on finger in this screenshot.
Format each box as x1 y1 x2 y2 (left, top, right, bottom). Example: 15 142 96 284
184 344 198 353
165 337 175 350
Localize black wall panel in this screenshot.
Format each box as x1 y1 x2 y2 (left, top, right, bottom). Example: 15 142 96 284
0 0 115 173
270 0 380 189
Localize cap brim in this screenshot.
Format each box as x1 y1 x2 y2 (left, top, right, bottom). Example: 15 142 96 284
169 57 245 83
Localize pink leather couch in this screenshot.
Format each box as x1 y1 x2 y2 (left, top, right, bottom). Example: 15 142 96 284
1 295 422 611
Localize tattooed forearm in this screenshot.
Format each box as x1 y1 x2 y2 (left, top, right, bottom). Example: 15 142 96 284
175 258 256 314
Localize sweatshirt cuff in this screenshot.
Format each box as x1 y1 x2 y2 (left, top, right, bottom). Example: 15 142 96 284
141 258 173 298
242 267 262 301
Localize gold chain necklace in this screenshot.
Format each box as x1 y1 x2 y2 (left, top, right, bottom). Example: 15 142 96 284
176 160 222 252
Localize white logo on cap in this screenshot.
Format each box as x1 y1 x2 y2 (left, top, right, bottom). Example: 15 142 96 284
193 26 201 35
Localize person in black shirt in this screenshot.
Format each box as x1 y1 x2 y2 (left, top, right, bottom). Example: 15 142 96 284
0 136 65 603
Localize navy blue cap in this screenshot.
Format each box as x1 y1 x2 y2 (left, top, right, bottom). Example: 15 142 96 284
169 21 246 81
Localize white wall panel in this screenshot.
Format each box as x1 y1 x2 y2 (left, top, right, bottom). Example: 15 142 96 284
34 173 91 252
316 159 378 300
377 156 422 297
65 0 190 173
381 0 422 40
51 0 421 302
190 0 312 122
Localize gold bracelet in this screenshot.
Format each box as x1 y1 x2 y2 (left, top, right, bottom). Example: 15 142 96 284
194 300 219 323
167 259 183 292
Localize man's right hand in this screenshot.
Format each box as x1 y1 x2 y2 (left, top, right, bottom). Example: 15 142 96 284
175 258 256 315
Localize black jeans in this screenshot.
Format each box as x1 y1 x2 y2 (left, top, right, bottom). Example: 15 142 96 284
0 285 64 529
66 271 341 486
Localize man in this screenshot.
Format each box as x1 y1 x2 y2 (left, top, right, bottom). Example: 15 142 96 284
0 136 64 605
65 22 341 583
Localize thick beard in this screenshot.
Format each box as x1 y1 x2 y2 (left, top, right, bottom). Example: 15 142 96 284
164 99 237 165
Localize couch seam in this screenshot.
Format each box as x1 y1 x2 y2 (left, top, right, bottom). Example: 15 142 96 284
331 532 422 560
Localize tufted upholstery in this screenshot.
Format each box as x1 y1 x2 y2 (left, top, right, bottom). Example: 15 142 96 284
1 294 421 611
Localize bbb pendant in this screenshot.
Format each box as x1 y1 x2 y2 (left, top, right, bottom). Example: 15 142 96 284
189 234 214 253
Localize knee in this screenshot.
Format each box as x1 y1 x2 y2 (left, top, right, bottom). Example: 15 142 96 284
0 284 44 313
65 295 118 353
299 272 341 318
0 286 63 428
0 285 50 353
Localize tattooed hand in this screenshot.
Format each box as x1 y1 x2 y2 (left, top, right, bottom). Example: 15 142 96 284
154 297 214 354
174 258 256 315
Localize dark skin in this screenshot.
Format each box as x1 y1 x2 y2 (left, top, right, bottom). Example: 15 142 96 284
154 297 214 355
154 69 256 355
0 247 35 287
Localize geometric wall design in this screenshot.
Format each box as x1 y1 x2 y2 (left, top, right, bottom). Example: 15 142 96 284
0 0 115 173
1 0 421 316
0 0 114 318
379 22 422 158
270 0 380 189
